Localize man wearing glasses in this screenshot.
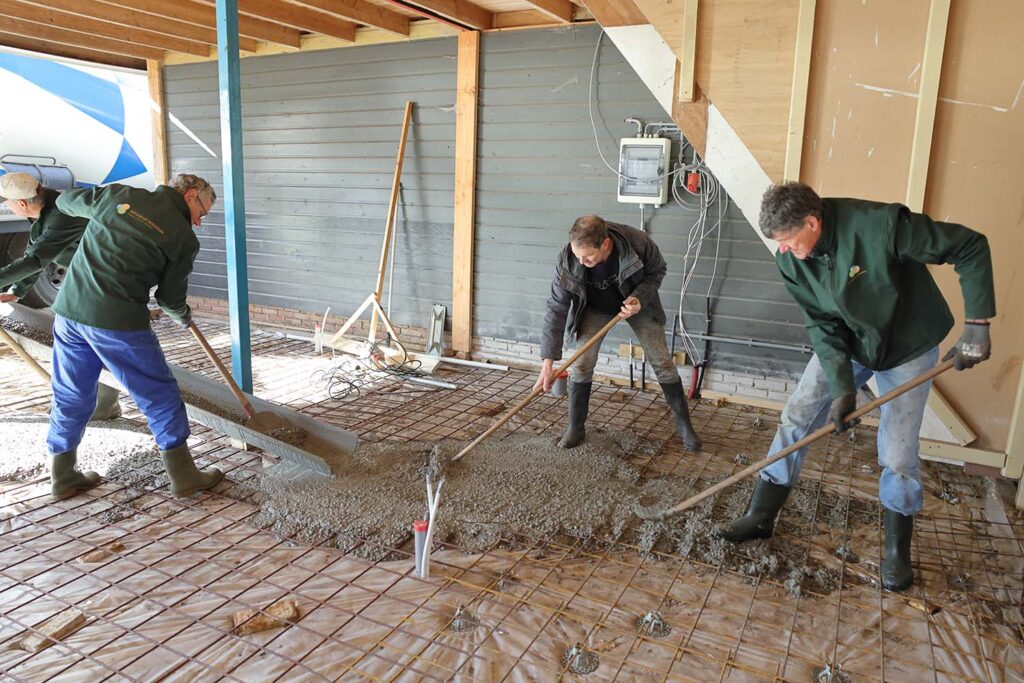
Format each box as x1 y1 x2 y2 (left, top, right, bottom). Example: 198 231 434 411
42 173 223 501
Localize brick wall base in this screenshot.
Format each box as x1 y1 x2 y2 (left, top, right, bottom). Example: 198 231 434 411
190 296 800 403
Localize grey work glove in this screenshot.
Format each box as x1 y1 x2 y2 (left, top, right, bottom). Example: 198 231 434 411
827 392 859 435
167 309 192 329
942 322 991 370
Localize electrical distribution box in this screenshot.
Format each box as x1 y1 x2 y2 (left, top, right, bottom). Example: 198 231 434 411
616 137 671 206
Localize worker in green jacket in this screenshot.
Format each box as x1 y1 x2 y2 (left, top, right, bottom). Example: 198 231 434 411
43 173 223 501
0 171 120 420
0 172 82 304
718 182 994 593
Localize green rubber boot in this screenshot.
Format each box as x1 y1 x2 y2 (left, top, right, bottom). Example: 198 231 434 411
50 450 101 501
160 444 223 498
89 383 122 421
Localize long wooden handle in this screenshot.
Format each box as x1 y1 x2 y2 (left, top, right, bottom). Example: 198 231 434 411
370 101 414 342
658 357 956 517
188 322 255 419
0 326 51 383
452 314 625 462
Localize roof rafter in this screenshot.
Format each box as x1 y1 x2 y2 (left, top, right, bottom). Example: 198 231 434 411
194 0 357 42
290 0 409 37
0 15 165 61
103 0 301 48
391 0 492 31
0 1 209 56
0 32 145 69
19 0 258 53
523 0 573 23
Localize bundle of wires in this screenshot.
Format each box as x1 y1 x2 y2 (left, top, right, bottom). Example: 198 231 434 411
312 337 430 400
673 145 724 380
588 29 727 399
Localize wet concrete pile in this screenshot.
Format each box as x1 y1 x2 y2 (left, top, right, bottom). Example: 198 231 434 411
218 429 880 595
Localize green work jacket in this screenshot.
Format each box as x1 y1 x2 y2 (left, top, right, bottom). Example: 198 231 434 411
0 189 87 298
54 184 199 330
777 198 995 397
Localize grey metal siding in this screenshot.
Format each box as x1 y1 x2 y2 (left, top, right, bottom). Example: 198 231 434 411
164 27 809 378
475 26 810 377
164 38 457 329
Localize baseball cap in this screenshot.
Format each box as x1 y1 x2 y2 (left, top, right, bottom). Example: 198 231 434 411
0 172 40 200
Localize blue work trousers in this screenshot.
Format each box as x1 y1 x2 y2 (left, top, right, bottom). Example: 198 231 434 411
47 316 190 455
760 346 939 516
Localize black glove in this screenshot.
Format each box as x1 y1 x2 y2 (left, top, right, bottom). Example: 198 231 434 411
942 322 991 370
827 392 859 435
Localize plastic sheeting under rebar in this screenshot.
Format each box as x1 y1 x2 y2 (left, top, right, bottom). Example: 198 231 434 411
0 475 1022 682
1 319 1023 681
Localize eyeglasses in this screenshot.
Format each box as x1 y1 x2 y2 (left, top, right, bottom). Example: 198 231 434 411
192 191 211 220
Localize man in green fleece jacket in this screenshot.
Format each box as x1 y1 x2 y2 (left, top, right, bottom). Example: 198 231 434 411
0 172 120 420
43 173 223 501
718 182 994 592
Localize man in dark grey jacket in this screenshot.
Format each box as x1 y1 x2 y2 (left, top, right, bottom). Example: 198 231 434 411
535 215 701 452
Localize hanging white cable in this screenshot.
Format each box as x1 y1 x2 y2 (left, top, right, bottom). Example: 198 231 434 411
674 149 724 367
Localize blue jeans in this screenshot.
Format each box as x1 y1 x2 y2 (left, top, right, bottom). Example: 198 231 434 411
760 346 939 516
48 316 190 454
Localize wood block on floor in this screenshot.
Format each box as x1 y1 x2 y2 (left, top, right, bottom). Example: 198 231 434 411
19 609 87 652
231 600 299 636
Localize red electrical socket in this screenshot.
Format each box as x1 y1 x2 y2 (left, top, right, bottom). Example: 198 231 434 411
686 172 701 193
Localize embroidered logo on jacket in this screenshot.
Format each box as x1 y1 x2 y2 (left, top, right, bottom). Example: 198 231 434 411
848 265 866 281
117 204 165 235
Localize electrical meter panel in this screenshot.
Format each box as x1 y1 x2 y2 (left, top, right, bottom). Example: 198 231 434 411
616 137 671 206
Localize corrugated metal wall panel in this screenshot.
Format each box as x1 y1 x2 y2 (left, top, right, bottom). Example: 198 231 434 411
164 27 810 378
164 38 457 327
474 27 809 377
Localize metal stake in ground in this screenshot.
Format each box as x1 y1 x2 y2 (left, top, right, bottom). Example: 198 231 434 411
635 358 956 521
451 313 625 463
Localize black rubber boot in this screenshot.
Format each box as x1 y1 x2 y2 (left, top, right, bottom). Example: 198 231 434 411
881 508 914 592
660 381 702 452
716 479 791 542
50 450 101 501
161 444 223 498
558 381 592 449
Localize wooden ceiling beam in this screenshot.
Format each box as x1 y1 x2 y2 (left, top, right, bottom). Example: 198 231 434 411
0 15 165 61
0 1 211 56
19 0 258 53
577 0 646 26
0 31 145 69
523 0 573 23
101 0 301 48
194 0 357 42
397 0 492 30
290 0 409 37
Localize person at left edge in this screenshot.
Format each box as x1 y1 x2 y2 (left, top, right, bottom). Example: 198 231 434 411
0 171 121 420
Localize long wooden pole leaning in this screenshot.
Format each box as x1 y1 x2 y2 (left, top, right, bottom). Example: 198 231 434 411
369 101 415 342
452 313 625 462
0 326 52 383
638 357 956 520
189 321 256 420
